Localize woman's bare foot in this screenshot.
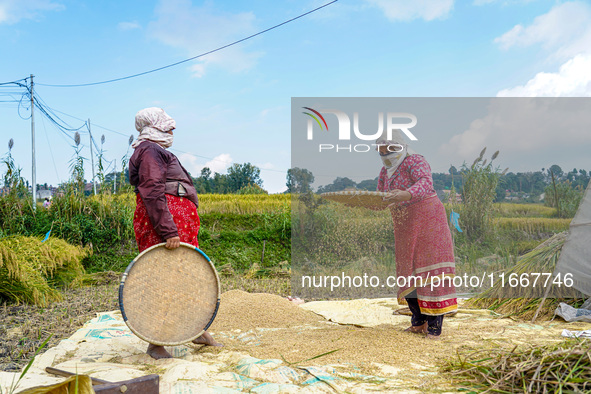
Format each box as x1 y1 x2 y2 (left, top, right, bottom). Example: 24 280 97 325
147 344 172 359
287 296 305 305
426 333 441 340
192 331 223 347
404 322 428 334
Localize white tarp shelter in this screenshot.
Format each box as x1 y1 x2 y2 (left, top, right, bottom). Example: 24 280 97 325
554 180 591 297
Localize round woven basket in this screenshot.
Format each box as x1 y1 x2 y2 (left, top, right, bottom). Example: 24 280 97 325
118 243 220 346
321 190 392 210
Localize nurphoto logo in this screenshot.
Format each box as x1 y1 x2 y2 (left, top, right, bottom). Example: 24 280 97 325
302 107 418 152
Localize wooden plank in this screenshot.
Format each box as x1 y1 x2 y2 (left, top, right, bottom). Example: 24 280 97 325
93 374 159 394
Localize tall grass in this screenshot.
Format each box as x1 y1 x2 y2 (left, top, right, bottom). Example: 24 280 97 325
459 148 504 241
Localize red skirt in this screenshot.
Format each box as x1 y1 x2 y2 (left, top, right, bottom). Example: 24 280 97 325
392 196 457 315
133 194 200 253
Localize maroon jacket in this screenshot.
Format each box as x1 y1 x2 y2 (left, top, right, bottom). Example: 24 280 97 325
129 141 199 240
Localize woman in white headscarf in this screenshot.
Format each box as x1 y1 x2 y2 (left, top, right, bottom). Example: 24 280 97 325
129 107 221 358
376 130 457 339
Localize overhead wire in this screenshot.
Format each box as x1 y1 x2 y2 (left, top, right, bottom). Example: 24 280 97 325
39 108 63 184
36 0 339 88
3 0 334 180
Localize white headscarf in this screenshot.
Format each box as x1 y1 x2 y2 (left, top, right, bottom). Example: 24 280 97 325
132 107 176 149
376 129 418 178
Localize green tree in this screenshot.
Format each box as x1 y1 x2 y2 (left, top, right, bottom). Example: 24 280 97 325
317 177 357 193
544 180 583 218
193 167 213 193
227 163 263 193
356 178 378 191
212 172 230 193
286 167 314 193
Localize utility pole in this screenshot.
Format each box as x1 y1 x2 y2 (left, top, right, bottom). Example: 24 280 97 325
113 162 117 193
30 74 37 210
88 119 96 195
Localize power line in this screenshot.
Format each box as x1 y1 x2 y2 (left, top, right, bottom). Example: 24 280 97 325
0 79 27 87
36 0 338 88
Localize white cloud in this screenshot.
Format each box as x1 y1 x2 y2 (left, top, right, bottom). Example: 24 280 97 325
0 0 63 24
495 2 591 98
148 0 263 77
473 0 535 5
365 0 454 21
179 152 233 176
494 1 591 60
118 21 141 31
257 162 275 170
439 99 591 162
497 54 591 97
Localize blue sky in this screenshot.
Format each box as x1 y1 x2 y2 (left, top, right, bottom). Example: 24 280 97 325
1 0 590 193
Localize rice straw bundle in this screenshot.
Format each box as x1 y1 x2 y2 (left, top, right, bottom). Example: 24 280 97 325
467 232 582 319
0 236 87 306
444 340 591 393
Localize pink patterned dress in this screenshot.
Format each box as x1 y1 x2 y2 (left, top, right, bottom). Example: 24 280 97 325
377 155 457 315
133 194 200 253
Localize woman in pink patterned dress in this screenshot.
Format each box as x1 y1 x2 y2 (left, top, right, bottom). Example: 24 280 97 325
129 107 221 358
376 130 457 339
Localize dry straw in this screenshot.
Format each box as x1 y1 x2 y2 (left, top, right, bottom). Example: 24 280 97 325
467 232 582 319
444 339 591 393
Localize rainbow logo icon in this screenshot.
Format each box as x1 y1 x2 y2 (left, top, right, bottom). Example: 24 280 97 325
302 107 328 131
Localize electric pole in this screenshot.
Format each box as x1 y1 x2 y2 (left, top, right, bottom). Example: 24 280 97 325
89 119 96 195
30 74 36 209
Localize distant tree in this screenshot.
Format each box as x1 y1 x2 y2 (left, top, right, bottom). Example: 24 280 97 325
547 165 564 181
317 177 357 193
356 178 378 191
227 163 262 193
212 172 230 194
286 167 314 193
193 166 213 193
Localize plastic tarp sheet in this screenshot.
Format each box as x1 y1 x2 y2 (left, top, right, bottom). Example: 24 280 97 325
3 298 591 394
0 310 415 394
554 302 591 323
554 181 591 297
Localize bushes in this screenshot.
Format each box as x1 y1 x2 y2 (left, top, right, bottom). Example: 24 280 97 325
198 209 290 271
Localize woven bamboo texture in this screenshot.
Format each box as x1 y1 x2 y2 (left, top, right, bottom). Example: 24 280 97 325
119 243 220 346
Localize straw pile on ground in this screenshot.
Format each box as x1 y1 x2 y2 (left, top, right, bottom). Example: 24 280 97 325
0 236 87 306
467 231 583 320
444 339 591 393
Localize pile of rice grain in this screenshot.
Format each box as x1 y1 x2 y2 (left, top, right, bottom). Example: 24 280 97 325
209 290 322 332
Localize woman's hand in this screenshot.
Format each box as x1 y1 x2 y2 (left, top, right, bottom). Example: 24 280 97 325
383 190 412 207
165 236 181 249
